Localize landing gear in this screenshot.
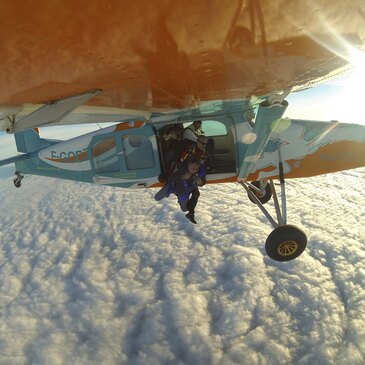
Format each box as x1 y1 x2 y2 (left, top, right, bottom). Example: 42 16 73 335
265 225 307 261
241 141 308 262
13 171 24 188
247 180 272 204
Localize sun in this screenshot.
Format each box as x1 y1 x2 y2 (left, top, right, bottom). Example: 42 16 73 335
347 48 365 88
330 49 365 125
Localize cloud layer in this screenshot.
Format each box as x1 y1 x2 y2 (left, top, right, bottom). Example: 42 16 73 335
0 169 364 364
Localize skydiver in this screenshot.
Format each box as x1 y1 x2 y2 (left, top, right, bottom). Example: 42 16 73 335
154 157 206 224
179 135 208 165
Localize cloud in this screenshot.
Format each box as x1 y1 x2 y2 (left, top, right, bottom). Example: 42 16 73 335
0 169 364 364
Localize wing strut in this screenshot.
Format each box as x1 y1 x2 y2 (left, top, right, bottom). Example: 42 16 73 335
238 99 288 180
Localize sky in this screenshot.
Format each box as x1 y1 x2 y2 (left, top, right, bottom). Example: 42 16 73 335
0 169 364 364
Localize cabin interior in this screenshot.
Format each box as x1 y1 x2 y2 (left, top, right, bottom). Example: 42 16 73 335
157 120 237 175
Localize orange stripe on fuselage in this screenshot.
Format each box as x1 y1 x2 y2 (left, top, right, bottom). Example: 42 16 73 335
149 175 238 188
285 140 365 178
246 165 277 182
114 121 145 131
247 140 365 181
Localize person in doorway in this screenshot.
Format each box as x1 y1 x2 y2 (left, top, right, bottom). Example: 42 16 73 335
160 135 208 182
183 120 205 142
159 124 184 180
179 135 208 166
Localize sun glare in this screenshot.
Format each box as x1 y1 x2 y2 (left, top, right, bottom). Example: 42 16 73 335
335 49 365 125
292 4 365 125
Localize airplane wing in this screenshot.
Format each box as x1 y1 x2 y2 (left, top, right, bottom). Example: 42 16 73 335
3 90 101 133
0 90 152 133
0 1 364 112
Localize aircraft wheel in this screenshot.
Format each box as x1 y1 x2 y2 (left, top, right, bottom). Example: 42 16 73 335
265 225 307 262
248 181 272 204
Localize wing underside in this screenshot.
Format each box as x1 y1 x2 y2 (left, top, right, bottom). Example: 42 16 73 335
0 1 364 111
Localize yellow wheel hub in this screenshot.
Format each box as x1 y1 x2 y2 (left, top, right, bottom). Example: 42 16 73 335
278 241 298 256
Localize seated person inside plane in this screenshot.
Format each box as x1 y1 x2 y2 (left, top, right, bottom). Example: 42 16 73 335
183 120 205 142
161 123 184 168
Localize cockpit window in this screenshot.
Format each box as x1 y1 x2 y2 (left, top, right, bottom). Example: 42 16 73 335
183 120 228 137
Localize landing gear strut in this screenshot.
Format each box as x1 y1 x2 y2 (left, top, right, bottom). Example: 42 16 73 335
13 171 24 188
241 141 307 262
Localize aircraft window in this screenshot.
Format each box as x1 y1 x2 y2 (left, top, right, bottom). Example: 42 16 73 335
203 120 228 136
183 120 227 137
92 138 119 174
121 134 155 170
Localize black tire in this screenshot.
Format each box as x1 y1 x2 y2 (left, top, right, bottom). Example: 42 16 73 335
265 225 307 262
248 181 272 204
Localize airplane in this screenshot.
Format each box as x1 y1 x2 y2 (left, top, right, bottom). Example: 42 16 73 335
1 0 365 262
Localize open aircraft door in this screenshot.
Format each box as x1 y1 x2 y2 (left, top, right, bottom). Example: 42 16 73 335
90 124 161 188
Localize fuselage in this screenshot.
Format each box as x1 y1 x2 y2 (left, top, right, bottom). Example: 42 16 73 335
14 101 365 188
